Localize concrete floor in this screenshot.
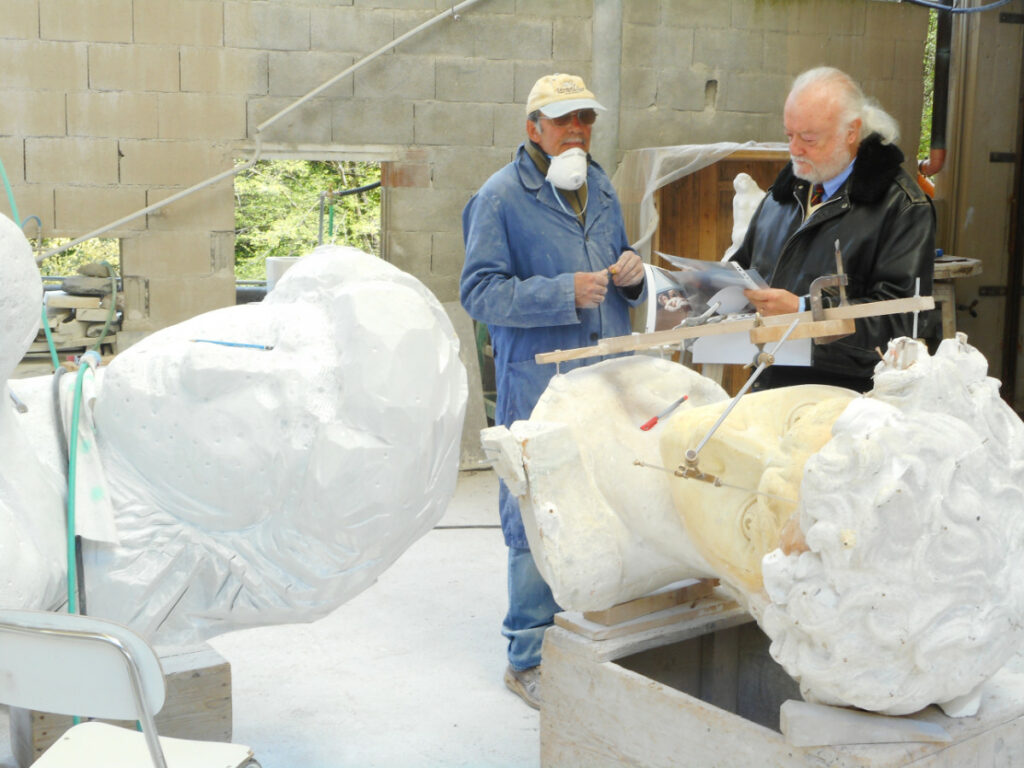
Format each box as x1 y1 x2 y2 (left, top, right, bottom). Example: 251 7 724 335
0 468 541 768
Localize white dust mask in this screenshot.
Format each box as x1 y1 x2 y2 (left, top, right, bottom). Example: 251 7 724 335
546 148 588 191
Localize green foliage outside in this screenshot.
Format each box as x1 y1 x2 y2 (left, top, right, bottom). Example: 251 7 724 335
37 237 120 281
234 159 381 280
919 10 938 161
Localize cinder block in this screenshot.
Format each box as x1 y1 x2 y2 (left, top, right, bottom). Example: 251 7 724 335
6 184 55 232
67 92 159 138
210 231 236 273
460 17 552 61
623 0 660 26
158 94 247 140
309 7 393 54
39 0 131 42
429 146 511 191
386 187 467 233
435 59 514 104
431 230 466 275
828 37 897 83
865 1 924 41
768 33 830 77
0 90 65 136
332 99 415 145
620 67 657 110
512 0 591 18
355 55 437 101
26 137 119 184
146 181 235 232
54 186 147 234
248 97 333 144
134 0 224 46
694 29 763 72
88 44 180 92
357 0 433 9
121 230 220 278
268 51 354 98
719 72 790 114
395 11 477 58
119 139 231 187
418 272 458 304
732 1 799 33
224 1 310 51
147 271 236 327
0 137 24 180
120 275 150 327
624 24 695 70
181 48 268 95
0 41 87 90
415 102 493 147
492 103 527 153
382 161 430 189
658 68 707 113
2 0 39 38
663 0 730 29
554 16 591 62
384 229 431 274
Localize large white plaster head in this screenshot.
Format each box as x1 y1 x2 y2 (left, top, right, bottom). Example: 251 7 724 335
0 214 66 612
494 334 1024 716
761 335 1024 714
0 213 41 381
82 245 467 643
2 242 467 645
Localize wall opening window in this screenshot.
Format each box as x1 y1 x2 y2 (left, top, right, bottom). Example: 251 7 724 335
233 159 382 282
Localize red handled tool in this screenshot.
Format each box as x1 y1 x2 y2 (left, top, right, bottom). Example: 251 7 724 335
640 394 688 431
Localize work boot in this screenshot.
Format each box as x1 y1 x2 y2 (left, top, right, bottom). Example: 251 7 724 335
504 664 541 710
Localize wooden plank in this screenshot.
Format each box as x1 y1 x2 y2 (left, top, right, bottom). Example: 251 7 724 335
541 626 809 768
536 296 936 364
933 256 982 280
45 295 102 309
582 578 718 626
749 317 855 344
555 594 741 642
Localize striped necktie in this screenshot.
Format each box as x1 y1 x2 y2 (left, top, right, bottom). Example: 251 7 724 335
809 183 825 207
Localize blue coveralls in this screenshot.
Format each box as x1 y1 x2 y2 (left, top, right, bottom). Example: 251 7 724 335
460 143 646 669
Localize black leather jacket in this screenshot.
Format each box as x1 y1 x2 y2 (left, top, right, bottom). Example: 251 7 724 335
732 136 937 385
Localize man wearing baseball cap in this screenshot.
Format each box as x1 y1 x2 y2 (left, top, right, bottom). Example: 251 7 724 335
460 74 646 709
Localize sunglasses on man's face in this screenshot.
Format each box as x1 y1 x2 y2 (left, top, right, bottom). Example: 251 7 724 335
545 109 598 127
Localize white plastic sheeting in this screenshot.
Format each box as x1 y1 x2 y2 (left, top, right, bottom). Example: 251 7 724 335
611 141 787 258
1 221 467 646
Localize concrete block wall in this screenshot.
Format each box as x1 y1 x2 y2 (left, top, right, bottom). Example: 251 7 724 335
0 0 930 334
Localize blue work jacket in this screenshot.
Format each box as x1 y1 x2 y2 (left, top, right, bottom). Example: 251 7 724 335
461 143 646 546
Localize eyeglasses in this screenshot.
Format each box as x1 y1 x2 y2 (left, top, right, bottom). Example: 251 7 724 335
545 109 598 127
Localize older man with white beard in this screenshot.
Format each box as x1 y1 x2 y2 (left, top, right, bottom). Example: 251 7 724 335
732 66 937 392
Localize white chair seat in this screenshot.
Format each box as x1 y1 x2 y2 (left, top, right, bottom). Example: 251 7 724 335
33 721 257 768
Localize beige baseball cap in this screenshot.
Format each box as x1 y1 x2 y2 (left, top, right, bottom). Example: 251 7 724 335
526 73 606 118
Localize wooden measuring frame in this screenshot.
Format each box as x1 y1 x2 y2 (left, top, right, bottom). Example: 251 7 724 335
535 295 935 365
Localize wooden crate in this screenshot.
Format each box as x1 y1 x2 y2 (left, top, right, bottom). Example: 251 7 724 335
9 643 232 768
653 150 788 395
541 591 1024 767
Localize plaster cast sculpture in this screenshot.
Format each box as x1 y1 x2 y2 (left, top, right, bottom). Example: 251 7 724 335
721 172 767 261
484 335 1024 716
0 211 467 646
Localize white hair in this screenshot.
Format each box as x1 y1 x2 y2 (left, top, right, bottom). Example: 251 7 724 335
790 66 900 145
